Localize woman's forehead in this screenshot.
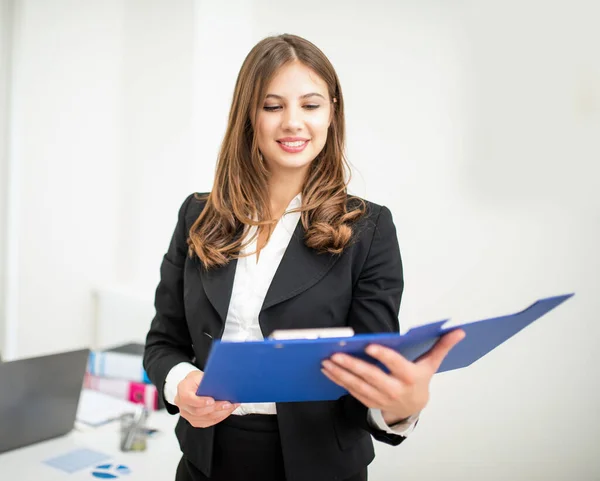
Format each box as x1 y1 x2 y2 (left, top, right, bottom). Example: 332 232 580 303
265 62 328 97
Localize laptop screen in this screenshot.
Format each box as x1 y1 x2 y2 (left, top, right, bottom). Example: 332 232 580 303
0 348 89 453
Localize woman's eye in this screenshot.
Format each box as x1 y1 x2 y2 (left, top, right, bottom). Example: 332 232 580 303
262 104 320 112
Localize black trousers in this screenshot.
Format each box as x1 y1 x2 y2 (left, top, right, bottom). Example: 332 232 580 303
174 414 368 481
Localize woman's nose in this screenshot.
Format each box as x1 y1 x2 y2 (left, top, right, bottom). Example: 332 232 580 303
281 107 302 131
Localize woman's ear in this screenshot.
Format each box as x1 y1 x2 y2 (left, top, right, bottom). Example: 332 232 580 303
328 98 336 126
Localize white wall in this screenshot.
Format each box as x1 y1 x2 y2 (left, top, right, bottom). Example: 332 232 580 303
3 0 124 359
0 1 12 358
1 0 599 479
2 0 195 358
115 0 195 287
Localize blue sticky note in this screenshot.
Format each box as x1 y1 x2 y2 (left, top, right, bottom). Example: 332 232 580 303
44 448 111 474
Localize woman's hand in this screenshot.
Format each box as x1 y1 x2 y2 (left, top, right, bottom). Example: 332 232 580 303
321 329 466 424
174 370 241 428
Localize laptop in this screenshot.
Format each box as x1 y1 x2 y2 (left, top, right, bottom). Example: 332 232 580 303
0 348 89 453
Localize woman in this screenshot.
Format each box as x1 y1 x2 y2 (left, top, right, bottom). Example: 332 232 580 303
143 34 464 481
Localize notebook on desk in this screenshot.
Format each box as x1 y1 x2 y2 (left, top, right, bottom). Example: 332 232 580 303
0 348 89 453
196 294 573 403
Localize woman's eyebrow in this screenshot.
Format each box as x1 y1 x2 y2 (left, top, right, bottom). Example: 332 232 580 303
265 93 326 100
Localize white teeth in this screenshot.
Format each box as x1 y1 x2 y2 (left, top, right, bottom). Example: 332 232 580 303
280 141 307 147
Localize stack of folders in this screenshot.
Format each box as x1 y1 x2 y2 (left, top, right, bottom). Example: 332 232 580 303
86 343 164 411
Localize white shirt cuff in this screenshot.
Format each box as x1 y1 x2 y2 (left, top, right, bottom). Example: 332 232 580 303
163 362 201 406
367 408 419 436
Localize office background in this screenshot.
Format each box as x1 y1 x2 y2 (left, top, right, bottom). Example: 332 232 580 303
0 0 598 479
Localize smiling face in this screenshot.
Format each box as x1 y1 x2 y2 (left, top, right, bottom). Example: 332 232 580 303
254 61 333 178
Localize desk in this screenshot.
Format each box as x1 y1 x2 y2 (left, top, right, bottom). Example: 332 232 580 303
0 410 181 480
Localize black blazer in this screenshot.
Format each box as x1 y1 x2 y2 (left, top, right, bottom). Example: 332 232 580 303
143 193 407 481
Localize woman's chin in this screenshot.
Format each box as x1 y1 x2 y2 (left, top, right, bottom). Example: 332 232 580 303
266 156 314 174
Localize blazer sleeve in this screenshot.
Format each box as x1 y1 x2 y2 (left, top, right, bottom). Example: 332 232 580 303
337 205 407 446
143 193 197 415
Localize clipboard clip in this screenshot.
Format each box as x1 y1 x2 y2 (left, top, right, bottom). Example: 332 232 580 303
268 327 355 340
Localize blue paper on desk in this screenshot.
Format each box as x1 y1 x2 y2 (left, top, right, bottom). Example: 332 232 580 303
197 293 573 403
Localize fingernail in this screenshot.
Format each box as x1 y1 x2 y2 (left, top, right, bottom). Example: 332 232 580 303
366 345 379 355
322 360 332 370
222 403 231 409
332 354 344 364
206 398 214 406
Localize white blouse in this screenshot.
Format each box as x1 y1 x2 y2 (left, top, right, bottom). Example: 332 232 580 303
163 194 418 435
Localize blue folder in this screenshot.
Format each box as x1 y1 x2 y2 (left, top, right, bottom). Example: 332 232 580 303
196 293 573 403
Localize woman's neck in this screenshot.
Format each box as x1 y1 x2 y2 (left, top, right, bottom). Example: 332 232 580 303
267 169 306 218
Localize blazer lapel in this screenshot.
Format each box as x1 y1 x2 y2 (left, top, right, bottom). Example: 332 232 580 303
199 258 238 325
261 220 339 312
198 222 340 331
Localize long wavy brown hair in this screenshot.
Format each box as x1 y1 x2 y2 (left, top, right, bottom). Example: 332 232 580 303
188 34 365 269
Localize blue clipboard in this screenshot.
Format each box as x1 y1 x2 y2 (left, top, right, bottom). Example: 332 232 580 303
196 293 573 403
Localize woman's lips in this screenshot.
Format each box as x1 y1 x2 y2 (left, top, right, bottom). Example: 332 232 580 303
277 140 309 153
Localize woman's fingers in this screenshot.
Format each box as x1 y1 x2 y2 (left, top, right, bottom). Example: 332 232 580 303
325 354 402 396
174 370 241 428
180 391 215 408
180 400 232 417
356 344 417 383
186 403 240 428
321 366 381 407
321 358 399 407
360 329 465 381
175 389 239 418
416 329 465 373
